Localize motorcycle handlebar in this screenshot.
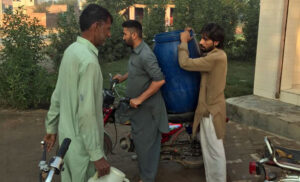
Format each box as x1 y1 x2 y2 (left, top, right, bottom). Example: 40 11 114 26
120 97 130 104
110 79 119 90
112 79 119 84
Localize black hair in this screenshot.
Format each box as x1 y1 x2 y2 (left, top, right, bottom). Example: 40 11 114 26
79 4 113 32
122 20 143 38
200 23 225 49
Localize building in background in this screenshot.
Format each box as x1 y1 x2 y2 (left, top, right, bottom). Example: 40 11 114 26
12 0 37 10
26 4 70 28
78 0 85 10
0 0 75 29
254 0 300 106
120 3 175 27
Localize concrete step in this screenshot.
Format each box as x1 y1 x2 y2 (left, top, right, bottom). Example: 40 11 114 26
226 95 300 141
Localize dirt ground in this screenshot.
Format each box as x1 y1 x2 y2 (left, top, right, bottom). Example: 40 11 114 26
0 109 205 182
1 109 300 182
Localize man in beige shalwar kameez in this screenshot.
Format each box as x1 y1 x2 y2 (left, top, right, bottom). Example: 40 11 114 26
178 23 227 182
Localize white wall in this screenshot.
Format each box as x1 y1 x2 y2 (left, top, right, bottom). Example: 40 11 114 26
280 0 300 106
281 0 300 89
254 0 285 99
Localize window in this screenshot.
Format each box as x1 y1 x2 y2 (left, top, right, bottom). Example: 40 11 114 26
135 8 144 23
170 8 174 25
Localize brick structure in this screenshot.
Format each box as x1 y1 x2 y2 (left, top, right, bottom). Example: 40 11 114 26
47 4 67 14
0 0 13 25
26 4 69 28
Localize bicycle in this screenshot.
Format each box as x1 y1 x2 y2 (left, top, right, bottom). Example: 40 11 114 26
38 138 71 182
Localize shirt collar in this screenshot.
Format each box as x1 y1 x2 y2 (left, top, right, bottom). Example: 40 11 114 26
133 40 145 54
76 36 98 56
207 48 219 56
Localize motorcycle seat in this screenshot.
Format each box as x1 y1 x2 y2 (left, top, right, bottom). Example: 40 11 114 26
167 112 194 123
274 146 300 164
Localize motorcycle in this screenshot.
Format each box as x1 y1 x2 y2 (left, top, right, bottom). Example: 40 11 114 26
102 76 204 168
249 136 300 181
158 112 204 168
102 75 129 156
119 112 203 168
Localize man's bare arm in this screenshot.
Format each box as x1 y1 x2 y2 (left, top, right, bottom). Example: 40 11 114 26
130 80 165 108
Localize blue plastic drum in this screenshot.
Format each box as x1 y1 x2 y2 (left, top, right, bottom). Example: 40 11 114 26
154 30 201 113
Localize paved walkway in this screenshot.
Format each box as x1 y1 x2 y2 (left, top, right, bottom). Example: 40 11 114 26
1 109 300 182
227 95 300 141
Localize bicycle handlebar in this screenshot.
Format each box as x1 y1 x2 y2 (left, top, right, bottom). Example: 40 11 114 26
41 141 47 161
43 138 71 182
57 138 71 159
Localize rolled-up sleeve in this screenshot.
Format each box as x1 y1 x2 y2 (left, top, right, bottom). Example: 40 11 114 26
142 52 165 81
78 62 104 161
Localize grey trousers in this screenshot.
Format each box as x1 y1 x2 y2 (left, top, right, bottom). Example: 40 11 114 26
131 108 161 182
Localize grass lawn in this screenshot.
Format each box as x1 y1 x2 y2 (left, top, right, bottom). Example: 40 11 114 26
101 58 255 98
100 58 129 96
225 60 255 98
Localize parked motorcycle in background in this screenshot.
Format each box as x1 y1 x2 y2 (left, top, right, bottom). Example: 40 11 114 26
249 136 300 181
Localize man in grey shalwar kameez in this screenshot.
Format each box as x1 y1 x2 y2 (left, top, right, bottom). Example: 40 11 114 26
114 20 169 182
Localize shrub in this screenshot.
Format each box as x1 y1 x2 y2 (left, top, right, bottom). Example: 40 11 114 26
242 0 260 62
46 5 80 71
0 7 55 109
98 10 131 62
174 0 240 47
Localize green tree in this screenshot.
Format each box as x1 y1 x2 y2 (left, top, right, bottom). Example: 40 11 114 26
0 7 54 109
34 2 51 13
56 0 78 6
173 0 193 30
142 0 167 46
98 10 131 62
47 5 80 70
86 0 135 12
242 0 260 61
85 0 134 62
173 0 240 51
